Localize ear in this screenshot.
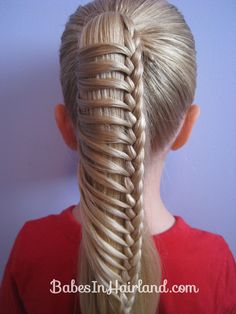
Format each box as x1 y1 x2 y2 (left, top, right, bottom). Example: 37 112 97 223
171 104 200 151
54 104 78 151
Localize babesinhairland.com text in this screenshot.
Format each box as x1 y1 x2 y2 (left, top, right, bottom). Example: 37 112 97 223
50 279 200 295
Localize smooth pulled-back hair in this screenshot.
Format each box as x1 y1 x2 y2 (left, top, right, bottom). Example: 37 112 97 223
59 0 196 313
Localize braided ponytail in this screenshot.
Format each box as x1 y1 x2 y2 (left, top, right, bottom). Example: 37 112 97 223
76 11 159 314
59 1 196 313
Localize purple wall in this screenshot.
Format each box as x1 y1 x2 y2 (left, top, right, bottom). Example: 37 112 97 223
0 0 235 280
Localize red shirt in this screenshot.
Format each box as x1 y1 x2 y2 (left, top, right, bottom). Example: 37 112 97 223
0 205 236 314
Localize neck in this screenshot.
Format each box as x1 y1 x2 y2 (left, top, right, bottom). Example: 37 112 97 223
143 154 175 235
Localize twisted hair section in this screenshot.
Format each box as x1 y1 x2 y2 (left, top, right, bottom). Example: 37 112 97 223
76 12 158 314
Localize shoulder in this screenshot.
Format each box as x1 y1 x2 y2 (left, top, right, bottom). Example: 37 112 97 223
0 205 80 309
187 224 236 312
186 220 234 259
188 221 227 245
157 216 235 270
17 204 77 237
15 210 62 247
177 217 236 286
9 205 78 269
158 217 236 311
170 216 233 254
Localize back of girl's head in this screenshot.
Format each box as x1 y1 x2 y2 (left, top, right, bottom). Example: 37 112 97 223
59 0 196 313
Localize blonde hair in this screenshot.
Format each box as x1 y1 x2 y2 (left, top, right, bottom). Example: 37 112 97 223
59 0 196 313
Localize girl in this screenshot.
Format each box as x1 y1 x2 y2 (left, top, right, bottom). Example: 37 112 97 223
0 0 235 313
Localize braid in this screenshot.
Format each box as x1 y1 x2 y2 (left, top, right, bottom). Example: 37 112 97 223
60 1 196 313
119 14 146 313
76 12 146 314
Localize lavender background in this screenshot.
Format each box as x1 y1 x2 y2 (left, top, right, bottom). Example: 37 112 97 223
0 0 235 280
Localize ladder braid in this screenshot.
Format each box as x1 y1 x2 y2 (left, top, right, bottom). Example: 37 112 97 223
76 12 145 314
